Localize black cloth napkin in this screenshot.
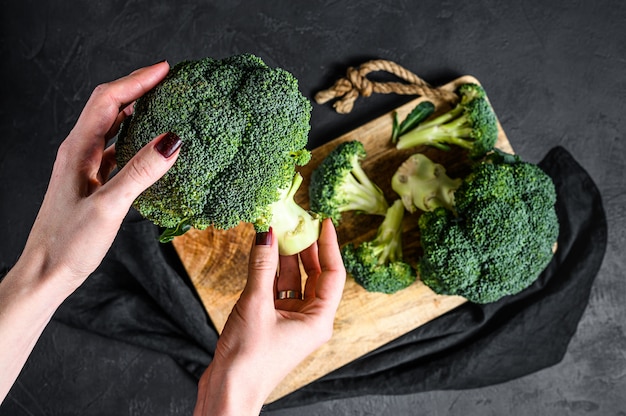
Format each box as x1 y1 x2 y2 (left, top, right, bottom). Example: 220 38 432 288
53 145 607 409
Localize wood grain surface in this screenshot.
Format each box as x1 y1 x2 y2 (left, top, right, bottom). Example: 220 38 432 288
172 75 512 403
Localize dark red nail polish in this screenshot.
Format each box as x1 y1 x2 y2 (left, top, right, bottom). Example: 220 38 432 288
255 228 273 245
155 132 182 158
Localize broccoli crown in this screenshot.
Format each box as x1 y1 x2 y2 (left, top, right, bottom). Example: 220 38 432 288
115 54 312 233
418 153 559 303
342 200 416 294
395 83 499 159
309 140 388 224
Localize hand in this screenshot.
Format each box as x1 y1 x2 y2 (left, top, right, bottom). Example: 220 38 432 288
0 61 181 402
19 61 180 291
193 219 346 415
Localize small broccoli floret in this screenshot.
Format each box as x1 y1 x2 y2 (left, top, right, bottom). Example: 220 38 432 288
395 83 499 159
115 54 319 255
341 200 416 294
417 151 559 303
309 140 389 224
391 153 463 213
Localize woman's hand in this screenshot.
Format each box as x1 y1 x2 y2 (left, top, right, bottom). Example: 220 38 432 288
20 61 180 291
194 219 346 415
0 61 180 402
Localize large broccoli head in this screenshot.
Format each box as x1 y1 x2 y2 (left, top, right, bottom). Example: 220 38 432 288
418 152 559 303
116 54 315 251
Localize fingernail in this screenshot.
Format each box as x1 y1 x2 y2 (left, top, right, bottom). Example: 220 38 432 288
255 228 273 245
151 59 167 66
155 132 182 158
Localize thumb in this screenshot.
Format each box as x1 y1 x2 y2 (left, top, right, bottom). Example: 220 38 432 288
105 132 181 207
242 228 279 305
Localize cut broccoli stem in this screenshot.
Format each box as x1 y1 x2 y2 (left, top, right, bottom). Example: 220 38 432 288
267 172 321 256
340 163 389 215
369 199 405 264
391 153 463 213
396 111 475 151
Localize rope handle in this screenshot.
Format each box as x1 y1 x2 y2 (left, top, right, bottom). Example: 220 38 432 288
314 59 458 114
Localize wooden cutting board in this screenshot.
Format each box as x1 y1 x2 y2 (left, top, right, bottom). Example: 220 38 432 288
172 75 512 403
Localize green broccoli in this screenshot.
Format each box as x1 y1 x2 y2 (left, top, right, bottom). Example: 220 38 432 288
341 199 416 294
115 54 320 255
391 153 463 213
309 140 389 224
395 83 499 159
391 101 435 143
415 150 559 303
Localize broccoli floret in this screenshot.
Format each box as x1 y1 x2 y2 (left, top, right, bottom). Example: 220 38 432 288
395 83 499 159
341 200 416 294
115 54 319 255
391 153 463 213
309 140 389 224
417 151 559 303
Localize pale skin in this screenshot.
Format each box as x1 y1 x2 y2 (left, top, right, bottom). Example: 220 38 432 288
0 62 346 415
194 221 345 415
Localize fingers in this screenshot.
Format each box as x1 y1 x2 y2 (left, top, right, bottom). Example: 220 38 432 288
244 229 279 305
300 241 320 300
276 254 302 294
244 220 344 312
72 61 170 149
100 132 181 209
309 219 345 306
105 102 135 141
99 144 117 180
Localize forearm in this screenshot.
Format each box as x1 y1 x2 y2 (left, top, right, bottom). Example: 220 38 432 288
0 256 74 402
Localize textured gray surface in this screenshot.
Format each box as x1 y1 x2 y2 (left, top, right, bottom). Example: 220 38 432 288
1 1 624 414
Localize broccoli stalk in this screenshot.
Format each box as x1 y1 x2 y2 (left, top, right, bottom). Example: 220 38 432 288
361 199 405 264
309 140 388 224
391 101 435 143
263 173 321 256
341 199 416 294
391 153 463 213
337 158 386 213
413 152 559 304
395 83 499 159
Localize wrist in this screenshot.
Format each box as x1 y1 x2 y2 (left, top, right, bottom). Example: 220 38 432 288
195 360 268 416
4 250 77 312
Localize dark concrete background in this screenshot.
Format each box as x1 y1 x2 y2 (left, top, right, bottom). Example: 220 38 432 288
1 1 624 414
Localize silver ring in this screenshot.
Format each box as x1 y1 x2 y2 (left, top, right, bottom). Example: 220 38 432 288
276 290 302 300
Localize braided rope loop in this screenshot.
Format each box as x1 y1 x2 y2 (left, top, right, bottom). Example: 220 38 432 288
315 60 458 114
